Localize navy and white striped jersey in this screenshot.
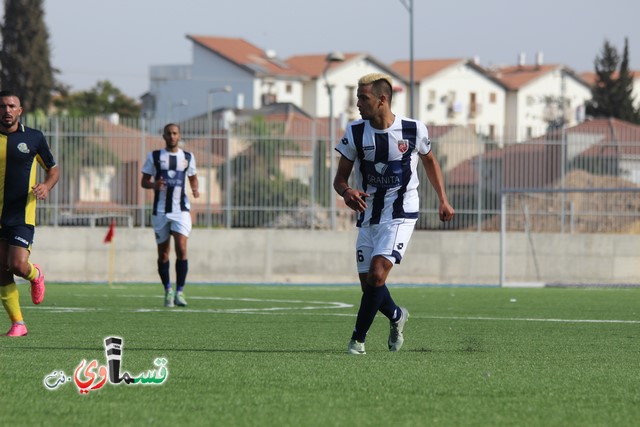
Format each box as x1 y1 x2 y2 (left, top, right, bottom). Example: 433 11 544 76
335 115 431 227
142 148 197 215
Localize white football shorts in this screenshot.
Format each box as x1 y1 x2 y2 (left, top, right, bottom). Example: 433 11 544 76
355 219 417 274
151 211 192 244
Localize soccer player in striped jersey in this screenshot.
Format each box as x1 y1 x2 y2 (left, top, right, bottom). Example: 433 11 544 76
334 73 455 355
0 91 59 337
141 123 199 307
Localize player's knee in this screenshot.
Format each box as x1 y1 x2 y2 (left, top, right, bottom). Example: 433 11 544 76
366 272 386 288
6 260 28 277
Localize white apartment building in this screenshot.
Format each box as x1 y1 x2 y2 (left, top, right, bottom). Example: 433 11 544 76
287 52 408 124
494 54 591 142
143 36 407 130
143 37 593 143
392 58 507 142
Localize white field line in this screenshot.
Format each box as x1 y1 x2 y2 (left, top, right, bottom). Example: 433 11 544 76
23 295 640 324
422 315 640 324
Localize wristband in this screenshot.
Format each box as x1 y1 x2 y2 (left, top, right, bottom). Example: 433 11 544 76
340 187 351 197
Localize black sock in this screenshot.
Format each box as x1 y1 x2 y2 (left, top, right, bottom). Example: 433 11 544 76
378 285 400 321
158 260 170 291
175 259 188 293
351 286 386 342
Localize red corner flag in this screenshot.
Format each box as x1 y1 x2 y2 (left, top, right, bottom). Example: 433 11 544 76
104 219 115 244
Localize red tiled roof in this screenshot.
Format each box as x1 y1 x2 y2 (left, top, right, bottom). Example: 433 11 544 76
580 72 599 86
391 59 463 80
491 64 560 90
187 35 303 77
579 70 639 86
448 118 640 187
571 118 640 156
89 119 224 165
286 53 361 78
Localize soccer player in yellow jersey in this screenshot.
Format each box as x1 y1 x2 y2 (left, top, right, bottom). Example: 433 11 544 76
0 90 59 337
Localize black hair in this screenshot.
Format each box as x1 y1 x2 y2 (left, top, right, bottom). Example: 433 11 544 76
0 90 20 99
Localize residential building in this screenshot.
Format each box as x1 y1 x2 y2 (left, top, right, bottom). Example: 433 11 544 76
447 117 640 204
143 35 308 128
490 53 591 142
428 125 489 173
144 36 411 136
391 58 507 143
287 52 408 123
579 70 640 111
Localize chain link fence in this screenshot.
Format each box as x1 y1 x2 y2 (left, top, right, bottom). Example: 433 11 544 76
26 114 640 233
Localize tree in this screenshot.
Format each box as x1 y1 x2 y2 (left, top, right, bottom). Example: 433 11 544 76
0 0 54 112
616 38 639 123
219 116 310 227
586 38 640 123
53 80 141 118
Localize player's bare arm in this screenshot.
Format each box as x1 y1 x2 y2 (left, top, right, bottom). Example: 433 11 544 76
188 175 199 199
32 165 60 200
333 155 368 213
141 173 166 191
420 151 455 222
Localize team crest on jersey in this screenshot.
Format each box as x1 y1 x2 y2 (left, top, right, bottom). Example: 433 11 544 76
397 139 409 153
17 142 30 154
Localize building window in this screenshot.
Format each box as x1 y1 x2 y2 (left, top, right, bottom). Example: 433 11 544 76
489 124 495 139
285 83 292 94
262 93 277 106
347 86 355 108
469 92 477 118
489 92 496 104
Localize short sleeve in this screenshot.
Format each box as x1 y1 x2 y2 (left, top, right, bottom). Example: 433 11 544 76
416 122 431 155
141 152 155 176
335 127 357 162
187 153 197 177
36 132 56 170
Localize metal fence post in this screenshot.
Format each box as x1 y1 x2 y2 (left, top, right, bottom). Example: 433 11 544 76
225 127 232 229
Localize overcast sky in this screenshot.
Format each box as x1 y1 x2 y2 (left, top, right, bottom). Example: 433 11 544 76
38 0 640 99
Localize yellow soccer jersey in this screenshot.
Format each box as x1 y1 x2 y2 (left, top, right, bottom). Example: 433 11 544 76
0 123 56 226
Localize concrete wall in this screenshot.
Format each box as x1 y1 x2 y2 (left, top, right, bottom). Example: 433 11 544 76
30 227 640 286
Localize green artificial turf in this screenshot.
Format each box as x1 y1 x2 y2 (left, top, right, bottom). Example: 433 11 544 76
0 284 638 426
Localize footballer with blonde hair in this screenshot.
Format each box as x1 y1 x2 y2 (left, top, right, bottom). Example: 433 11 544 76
334 73 455 355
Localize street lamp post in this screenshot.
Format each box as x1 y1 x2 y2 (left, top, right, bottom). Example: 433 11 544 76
399 0 415 117
168 99 188 122
323 51 345 230
206 86 232 228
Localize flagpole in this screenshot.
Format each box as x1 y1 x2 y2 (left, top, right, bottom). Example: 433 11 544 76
108 239 115 288
104 219 116 288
